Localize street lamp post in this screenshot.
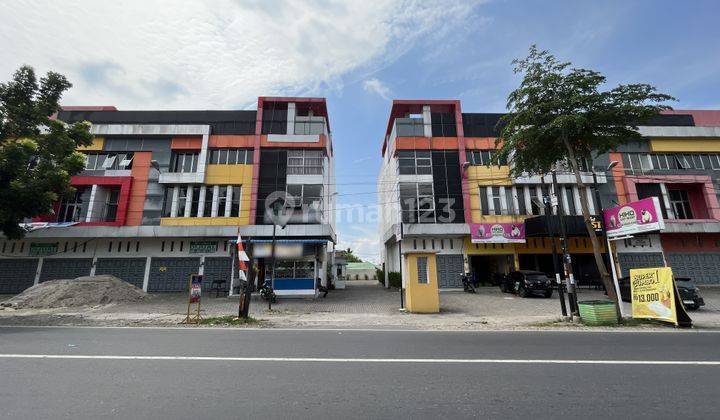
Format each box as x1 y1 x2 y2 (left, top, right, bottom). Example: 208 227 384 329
537 174 568 317
552 170 579 317
592 161 625 318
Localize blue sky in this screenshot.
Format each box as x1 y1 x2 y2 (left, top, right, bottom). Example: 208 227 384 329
2 0 719 261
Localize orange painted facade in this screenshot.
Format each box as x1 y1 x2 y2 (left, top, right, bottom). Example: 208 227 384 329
126 152 152 226
209 135 255 148
170 136 202 150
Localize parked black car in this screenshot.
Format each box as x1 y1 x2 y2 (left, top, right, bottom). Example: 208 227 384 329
617 276 705 310
501 270 553 298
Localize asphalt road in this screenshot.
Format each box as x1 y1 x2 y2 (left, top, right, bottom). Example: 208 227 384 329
1 327 719 419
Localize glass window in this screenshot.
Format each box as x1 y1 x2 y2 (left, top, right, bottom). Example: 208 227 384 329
565 187 576 216
417 257 429 284
209 150 218 164
218 149 228 165
480 186 489 216
711 155 720 170
505 188 515 215
190 186 200 217
295 261 314 278
516 187 527 215
217 187 228 217
246 150 254 164
227 149 237 165
58 189 85 222
669 189 693 219
230 186 241 217
491 186 502 215
85 153 98 170
162 187 173 217
529 186 541 215
692 154 704 169
202 186 214 217
177 186 188 216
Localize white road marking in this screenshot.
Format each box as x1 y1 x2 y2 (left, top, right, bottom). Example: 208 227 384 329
0 354 718 365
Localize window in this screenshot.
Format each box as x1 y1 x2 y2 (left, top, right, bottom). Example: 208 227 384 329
287 150 323 175
202 186 214 217
516 186 527 215
466 149 506 166
261 102 288 135
170 152 199 173
58 190 85 222
208 149 252 165
528 186 541 215
217 187 229 217
430 112 457 137
274 261 314 278
564 187 576 216
84 152 134 170
417 257 429 284
294 116 325 135
103 187 121 221
669 189 693 219
479 186 489 216
710 154 720 170
400 183 435 223
177 186 189 217
230 186 241 217
692 154 705 169
189 186 201 217
397 150 432 175
505 188 516 215
162 187 173 217
491 186 503 215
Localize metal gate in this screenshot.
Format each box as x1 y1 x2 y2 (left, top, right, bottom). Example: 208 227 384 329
39 258 93 282
147 257 200 292
203 257 232 292
667 253 720 284
436 254 464 288
95 258 147 289
616 253 665 277
0 259 38 294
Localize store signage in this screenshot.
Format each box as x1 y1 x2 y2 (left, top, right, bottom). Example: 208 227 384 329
470 223 526 243
252 243 305 258
189 240 218 254
29 242 58 256
603 197 665 238
629 267 691 327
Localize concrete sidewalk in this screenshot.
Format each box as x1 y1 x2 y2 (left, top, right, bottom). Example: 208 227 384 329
1 280 719 330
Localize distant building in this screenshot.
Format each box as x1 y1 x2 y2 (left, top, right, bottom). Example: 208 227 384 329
346 262 378 281
0 97 338 297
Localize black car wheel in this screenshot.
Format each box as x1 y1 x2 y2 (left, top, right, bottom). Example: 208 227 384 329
544 290 553 298
518 286 530 298
686 304 700 310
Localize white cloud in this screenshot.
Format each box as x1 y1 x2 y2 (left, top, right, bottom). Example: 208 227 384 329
0 0 481 109
362 78 391 100
337 225 381 264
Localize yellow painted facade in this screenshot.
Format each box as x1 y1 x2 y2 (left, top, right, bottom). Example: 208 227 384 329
650 138 720 153
465 165 518 223
160 164 254 226
404 253 440 313
77 137 104 151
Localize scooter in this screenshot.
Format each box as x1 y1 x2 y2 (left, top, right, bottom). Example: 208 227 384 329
461 272 476 293
259 281 277 303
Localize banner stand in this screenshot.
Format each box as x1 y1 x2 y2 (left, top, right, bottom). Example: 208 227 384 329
182 274 203 324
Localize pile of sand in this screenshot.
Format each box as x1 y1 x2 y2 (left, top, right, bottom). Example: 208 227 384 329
0 275 147 309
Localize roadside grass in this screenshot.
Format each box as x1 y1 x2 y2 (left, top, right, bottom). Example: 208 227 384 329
531 318 674 329
198 316 259 326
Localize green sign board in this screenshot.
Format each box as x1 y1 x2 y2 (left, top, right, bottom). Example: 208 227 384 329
29 242 58 257
189 240 218 254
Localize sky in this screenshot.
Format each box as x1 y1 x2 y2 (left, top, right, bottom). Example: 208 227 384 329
1 0 719 263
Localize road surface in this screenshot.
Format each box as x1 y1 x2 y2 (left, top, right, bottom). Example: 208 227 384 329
1 326 718 419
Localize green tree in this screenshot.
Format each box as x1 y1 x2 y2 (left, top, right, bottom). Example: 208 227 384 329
339 248 363 263
496 46 674 314
0 65 92 239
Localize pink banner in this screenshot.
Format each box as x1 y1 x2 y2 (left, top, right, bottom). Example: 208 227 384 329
603 197 665 238
470 222 526 243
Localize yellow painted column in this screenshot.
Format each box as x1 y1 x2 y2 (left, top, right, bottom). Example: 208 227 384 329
405 253 440 313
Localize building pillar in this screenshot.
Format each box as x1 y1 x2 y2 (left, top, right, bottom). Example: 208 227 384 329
197 186 206 217
287 102 296 135
33 258 43 285
422 105 432 137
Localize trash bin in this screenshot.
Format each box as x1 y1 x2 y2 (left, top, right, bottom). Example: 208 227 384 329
578 300 618 326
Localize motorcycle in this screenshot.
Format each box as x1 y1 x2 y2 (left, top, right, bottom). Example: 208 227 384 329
461 272 476 293
259 281 277 303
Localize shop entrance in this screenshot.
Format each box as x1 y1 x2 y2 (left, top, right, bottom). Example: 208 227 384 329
469 255 513 286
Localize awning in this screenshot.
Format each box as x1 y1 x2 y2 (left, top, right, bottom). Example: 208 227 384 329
228 239 328 244
524 215 603 237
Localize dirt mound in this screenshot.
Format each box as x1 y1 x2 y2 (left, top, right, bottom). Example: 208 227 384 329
1 275 147 309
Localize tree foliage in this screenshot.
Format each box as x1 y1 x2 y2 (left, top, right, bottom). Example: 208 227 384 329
496 46 675 312
339 247 363 263
0 65 92 239
496 45 675 176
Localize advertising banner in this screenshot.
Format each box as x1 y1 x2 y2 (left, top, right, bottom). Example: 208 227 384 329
603 197 665 238
630 267 681 325
470 222 525 243
189 274 203 303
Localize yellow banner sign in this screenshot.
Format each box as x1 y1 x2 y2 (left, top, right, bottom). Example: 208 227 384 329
629 267 677 325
